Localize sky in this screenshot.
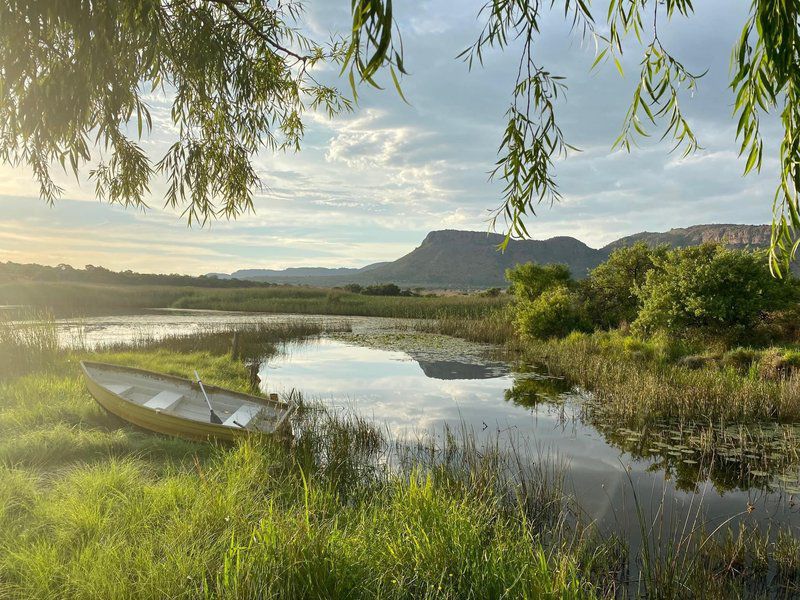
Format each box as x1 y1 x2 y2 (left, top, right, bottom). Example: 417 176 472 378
0 0 783 275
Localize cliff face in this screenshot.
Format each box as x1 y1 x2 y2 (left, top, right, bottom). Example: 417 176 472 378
603 224 773 252
216 224 778 288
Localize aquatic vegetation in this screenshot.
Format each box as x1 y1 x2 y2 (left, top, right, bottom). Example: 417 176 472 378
0 281 509 320
520 331 800 423
595 417 800 495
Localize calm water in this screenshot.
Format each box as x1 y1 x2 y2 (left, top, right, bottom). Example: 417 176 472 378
51 311 800 534
263 336 800 535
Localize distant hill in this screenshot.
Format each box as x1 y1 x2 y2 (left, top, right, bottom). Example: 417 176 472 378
213 224 777 289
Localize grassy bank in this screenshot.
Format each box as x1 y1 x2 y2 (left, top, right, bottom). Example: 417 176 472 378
3 323 800 597
0 341 603 598
419 311 800 425
0 281 508 319
521 331 800 424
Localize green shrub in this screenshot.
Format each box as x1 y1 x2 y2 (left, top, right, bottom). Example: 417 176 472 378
757 348 800 380
633 244 797 339
506 262 573 302
514 286 588 339
581 242 666 329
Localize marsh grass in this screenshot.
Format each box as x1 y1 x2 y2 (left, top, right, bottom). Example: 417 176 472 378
517 331 800 423
172 287 508 319
0 309 59 378
417 309 515 345
100 319 350 363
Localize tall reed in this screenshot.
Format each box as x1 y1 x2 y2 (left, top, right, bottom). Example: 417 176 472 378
0 309 59 378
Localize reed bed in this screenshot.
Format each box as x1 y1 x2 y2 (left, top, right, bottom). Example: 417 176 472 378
417 309 516 345
521 332 800 424
0 309 59 378
172 287 508 319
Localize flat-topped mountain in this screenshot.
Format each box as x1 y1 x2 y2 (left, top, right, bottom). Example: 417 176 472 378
356 230 601 287
215 224 776 288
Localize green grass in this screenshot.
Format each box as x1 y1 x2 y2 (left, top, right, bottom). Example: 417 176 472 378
0 329 600 599
171 287 508 319
517 330 800 424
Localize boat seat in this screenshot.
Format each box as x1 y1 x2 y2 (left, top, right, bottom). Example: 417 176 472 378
144 391 184 411
106 384 133 397
223 404 263 428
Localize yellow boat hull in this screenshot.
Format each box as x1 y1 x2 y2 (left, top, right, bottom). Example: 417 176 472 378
82 361 293 442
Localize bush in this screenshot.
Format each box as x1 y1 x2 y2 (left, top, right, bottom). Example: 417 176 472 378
506 263 573 302
581 242 666 329
513 286 588 339
633 244 797 339
343 283 362 293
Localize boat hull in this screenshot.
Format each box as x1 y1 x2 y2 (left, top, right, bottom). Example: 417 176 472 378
82 361 292 442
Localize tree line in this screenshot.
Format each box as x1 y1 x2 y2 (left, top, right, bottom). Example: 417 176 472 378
508 243 800 344
0 262 272 289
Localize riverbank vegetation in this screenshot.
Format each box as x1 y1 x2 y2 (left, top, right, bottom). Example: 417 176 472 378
0 325 604 599
424 243 800 425
3 326 800 598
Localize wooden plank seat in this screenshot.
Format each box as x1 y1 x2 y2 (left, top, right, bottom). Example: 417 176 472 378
106 384 133 396
223 405 263 428
144 391 184 411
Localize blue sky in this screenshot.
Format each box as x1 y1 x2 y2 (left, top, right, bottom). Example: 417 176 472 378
0 0 780 274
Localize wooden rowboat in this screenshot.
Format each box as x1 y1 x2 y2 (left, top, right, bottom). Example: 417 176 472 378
81 361 295 442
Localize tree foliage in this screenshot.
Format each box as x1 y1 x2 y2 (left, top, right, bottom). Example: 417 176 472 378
582 242 666 329
513 285 588 340
506 262 573 302
0 0 353 223
633 244 797 336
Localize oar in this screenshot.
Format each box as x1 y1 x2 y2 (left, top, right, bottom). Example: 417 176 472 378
194 370 223 424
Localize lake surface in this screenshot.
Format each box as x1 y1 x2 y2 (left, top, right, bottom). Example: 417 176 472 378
49 310 800 536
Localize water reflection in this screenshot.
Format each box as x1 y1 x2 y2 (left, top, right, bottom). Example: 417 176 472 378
414 359 507 380
263 336 800 533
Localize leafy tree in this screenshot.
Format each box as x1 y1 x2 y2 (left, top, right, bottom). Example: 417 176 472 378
513 285 588 340
633 244 797 336
506 262 573 302
582 242 666 329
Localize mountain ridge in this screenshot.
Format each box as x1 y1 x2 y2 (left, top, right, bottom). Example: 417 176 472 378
214 224 775 288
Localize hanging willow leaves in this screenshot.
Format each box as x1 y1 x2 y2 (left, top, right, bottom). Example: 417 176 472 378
3 0 800 273
0 0 352 223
